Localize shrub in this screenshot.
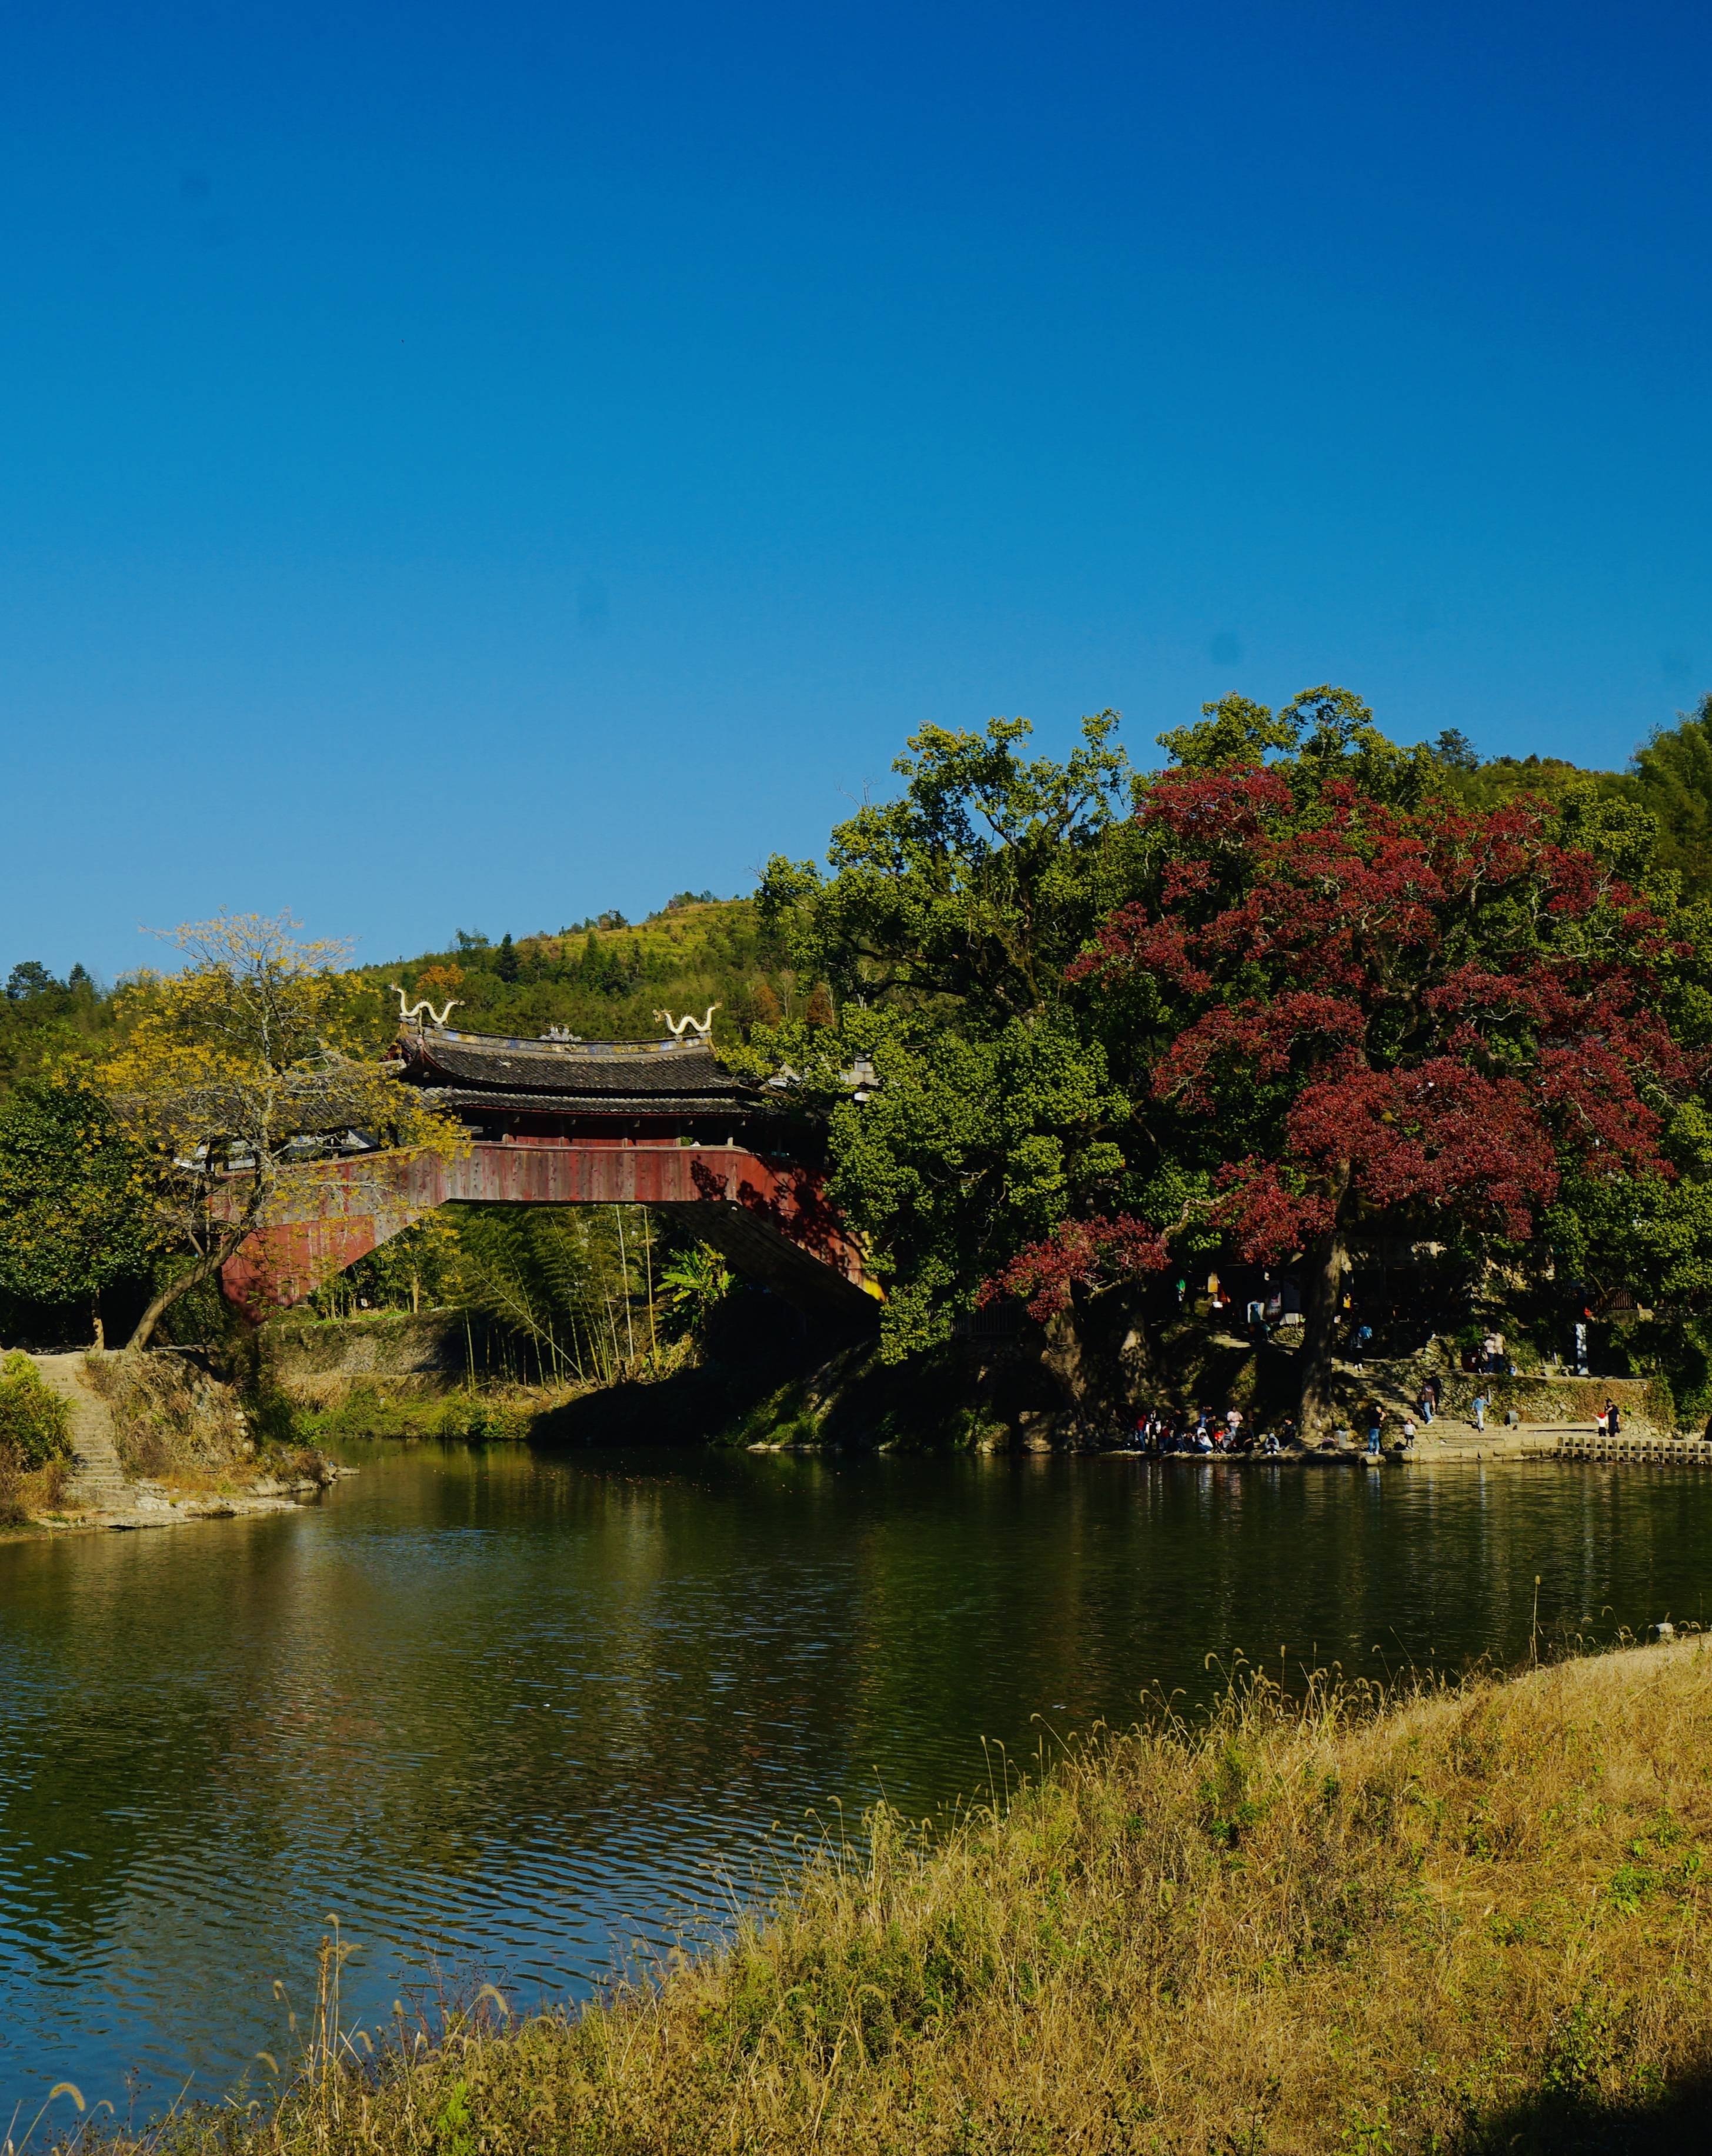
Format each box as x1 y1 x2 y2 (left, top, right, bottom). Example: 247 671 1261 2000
0 1447 22 1526
0 1351 71 1468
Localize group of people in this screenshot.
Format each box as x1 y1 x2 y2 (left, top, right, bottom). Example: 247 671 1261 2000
1132 1404 1425 1458
1133 1407 1290 1455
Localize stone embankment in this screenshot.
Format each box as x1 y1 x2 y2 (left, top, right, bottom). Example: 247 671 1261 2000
24 1353 345 1531
261 1309 468 1407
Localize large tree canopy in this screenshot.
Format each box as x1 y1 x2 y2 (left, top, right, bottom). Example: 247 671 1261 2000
746 714 1138 1359
99 914 463 1347
994 765 1703 1428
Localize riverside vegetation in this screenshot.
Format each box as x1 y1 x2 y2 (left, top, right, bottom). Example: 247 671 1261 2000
0 1350 72 1522
10 692 1712 1455
43 1640 1712 2155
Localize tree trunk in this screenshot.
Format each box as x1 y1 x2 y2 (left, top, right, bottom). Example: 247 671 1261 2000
91 1294 105 1351
1297 1165 1352 1439
1038 1304 1108 1424
126 1226 253 1349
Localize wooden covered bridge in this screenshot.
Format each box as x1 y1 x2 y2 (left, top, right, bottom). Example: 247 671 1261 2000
219 1016 882 1324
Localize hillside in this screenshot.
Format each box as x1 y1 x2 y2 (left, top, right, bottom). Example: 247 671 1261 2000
356 891 802 1047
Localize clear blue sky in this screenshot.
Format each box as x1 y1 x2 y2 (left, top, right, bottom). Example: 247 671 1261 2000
4 1 1710 979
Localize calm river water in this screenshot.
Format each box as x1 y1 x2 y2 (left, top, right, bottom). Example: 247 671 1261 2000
2 1441 1710 2118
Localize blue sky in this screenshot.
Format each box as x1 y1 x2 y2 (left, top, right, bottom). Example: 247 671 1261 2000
3 0 1710 978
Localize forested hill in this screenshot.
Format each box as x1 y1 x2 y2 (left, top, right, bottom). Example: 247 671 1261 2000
1429 697 1712 897
355 892 805 1045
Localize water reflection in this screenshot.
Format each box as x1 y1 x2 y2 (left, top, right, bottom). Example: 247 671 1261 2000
1 1445 1708 2109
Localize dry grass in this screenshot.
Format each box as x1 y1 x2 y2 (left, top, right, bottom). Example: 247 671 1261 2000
79 1352 251 1484
66 1644 1712 2154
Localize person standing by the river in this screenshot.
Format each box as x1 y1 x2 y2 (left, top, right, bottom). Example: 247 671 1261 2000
1607 1398 1622 1438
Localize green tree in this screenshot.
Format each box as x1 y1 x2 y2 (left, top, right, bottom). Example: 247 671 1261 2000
1633 696 1712 897
658 1243 733 1342
743 713 1138 1372
1431 727 1481 772
0 1082 156 1344
761 710 1136 1018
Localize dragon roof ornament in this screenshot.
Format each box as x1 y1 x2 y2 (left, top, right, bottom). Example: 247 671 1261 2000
391 984 462 1028
653 1004 720 1039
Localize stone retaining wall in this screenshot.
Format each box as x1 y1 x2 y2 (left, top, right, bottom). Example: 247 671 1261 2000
259 1311 470 1405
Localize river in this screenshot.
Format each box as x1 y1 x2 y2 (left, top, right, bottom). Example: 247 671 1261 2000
2 1441 1708 2118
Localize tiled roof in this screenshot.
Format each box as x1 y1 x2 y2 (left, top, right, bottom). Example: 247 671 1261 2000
401 1029 752 1102
421 1086 763 1118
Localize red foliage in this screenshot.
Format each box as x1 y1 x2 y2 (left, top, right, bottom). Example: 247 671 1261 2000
980 1214 1168 1321
993 768 1697 1302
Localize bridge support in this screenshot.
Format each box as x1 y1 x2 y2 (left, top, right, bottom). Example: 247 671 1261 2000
219 1142 881 1324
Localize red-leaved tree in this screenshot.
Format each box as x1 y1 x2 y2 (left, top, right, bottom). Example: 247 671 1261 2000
988 767 1695 1432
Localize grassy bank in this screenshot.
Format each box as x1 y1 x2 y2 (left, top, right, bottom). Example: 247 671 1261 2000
288 1383 546 1445
78 1640 1712 2154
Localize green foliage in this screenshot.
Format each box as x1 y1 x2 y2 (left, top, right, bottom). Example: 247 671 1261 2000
0 1351 72 1468
759 711 1136 1019
657 1243 735 1340
743 715 1137 1357
823 1009 1127 1358
1634 695 1712 898
1433 727 1481 772
306 1216 463 1319
0 957 110 1095
0 1081 156 1308
446 1202 692 1382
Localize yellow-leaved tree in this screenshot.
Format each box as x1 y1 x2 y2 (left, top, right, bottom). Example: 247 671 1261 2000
99 915 463 1348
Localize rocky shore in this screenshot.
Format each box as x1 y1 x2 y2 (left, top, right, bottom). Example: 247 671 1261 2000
13 1349 347 1535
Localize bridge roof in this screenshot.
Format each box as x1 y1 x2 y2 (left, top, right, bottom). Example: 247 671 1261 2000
396 1026 759 1115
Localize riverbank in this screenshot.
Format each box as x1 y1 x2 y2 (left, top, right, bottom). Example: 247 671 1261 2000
84 1637 1712 2154
1 1350 343 1537
253 1308 1710 1458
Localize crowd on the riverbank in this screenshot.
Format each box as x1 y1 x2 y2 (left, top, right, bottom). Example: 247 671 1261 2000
1130 1381 1636 1459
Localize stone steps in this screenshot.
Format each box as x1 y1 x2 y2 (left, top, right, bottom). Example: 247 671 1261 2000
26 1354 137 1512
1546 1433 1712 1465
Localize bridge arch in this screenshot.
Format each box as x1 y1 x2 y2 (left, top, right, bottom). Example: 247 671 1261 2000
219 1024 880 1324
